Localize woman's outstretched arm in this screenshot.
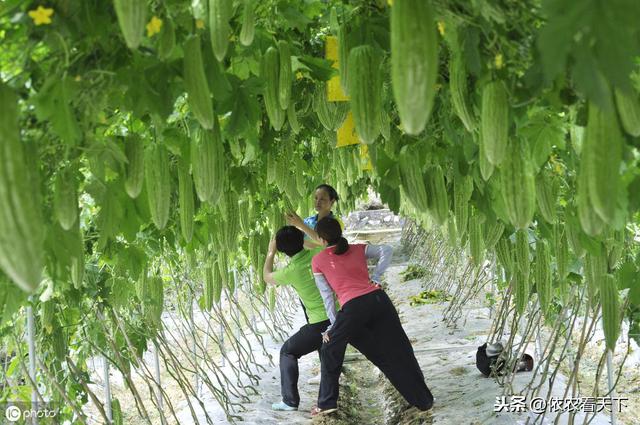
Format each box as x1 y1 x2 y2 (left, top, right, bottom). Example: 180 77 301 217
365 244 394 284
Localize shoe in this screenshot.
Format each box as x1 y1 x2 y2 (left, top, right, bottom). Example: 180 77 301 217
515 354 534 372
272 401 297 411
307 372 321 385
310 406 338 416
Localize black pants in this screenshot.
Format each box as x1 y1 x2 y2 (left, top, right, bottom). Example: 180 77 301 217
281 319 331 407
318 290 433 410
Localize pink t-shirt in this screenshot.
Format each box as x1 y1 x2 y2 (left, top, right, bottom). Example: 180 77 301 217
311 244 380 307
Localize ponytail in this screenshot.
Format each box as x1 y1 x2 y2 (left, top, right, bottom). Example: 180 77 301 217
316 217 349 255
334 237 349 255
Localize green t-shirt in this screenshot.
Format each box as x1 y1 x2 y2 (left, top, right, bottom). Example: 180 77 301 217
272 248 328 324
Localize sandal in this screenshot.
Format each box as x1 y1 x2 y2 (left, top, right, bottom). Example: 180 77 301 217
310 405 338 416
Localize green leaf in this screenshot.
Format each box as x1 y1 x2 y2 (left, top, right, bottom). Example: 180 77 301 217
616 261 637 290
537 0 592 83
0 273 27 325
280 5 312 31
592 0 640 92
629 278 640 306
519 108 566 170
223 77 261 138
296 56 336 81
572 46 613 110
0 0 23 18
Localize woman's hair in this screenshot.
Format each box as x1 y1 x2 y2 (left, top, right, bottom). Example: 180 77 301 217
275 226 304 257
316 184 339 202
316 217 349 255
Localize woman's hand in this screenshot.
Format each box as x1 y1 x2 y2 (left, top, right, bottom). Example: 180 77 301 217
322 331 330 343
285 211 304 228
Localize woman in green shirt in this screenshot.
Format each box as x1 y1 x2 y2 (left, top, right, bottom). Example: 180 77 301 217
262 226 336 411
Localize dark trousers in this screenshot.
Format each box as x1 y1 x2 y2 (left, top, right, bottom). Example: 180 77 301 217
318 290 434 410
281 319 331 407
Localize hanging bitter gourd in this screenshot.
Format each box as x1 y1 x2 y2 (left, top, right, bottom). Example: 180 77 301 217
278 40 292 110
449 51 476 132
347 45 382 144
582 100 622 223
0 82 44 292
158 19 175 61
614 87 640 137
53 165 79 231
515 229 530 277
535 240 552 316
469 209 484 267
500 137 535 230
425 165 448 226
114 0 147 49
479 134 494 181
262 46 286 131
454 174 473 241
124 134 145 198
495 236 514 277
177 158 194 243
513 268 529 315
480 80 509 166
184 36 215 129
192 119 226 204
483 220 505 251
144 143 171 230
390 0 438 135
398 154 429 213
576 160 604 237
239 0 255 46
209 0 232 62
535 168 558 224
314 84 349 131
600 273 620 352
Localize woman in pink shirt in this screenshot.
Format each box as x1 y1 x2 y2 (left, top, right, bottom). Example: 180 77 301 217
310 217 434 416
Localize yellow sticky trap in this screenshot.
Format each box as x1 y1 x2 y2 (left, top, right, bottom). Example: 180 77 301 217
326 35 339 61
325 35 349 101
337 112 360 147
359 144 373 171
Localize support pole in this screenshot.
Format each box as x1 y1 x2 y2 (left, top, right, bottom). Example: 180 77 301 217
26 301 38 425
220 320 225 367
248 267 257 329
606 349 617 425
190 292 199 394
104 357 112 424
153 345 165 424
535 301 543 362
233 268 240 342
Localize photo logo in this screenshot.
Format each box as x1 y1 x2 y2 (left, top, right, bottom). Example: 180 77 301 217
5 405 21 422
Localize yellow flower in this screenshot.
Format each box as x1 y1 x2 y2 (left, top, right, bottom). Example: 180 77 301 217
494 53 504 69
74 75 82 82
295 71 304 80
387 0 393 6
146 16 163 37
28 6 54 26
437 21 445 36
195 19 205 30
